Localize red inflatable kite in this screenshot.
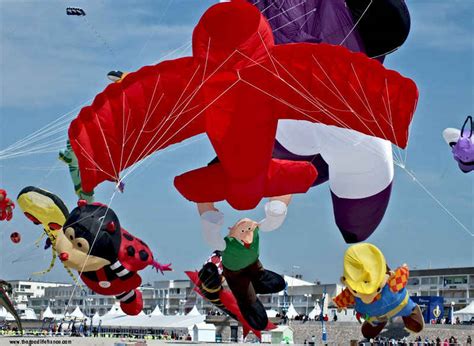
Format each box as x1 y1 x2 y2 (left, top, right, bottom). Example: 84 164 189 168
0 189 14 221
69 1 418 210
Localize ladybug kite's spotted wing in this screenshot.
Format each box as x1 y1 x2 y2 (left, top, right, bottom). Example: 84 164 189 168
118 229 154 272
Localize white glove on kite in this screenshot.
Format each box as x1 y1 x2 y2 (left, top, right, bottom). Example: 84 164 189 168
200 210 226 251
259 200 288 232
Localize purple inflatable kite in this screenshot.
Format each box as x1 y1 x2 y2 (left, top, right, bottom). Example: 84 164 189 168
243 0 412 242
443 116 474 174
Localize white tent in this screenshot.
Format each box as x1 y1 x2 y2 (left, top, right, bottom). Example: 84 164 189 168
308 304 321 320
150 305 163 316
286 303 299 319
193 322 216 342
266 309 278 318
42 306 55 320
453 301 474 322
187 305 201 316
92 312 101 325
5 312 15 321
103 303 125 319
70 306 85 319
54 313 65 321
283 275 314 287
23 308 38 320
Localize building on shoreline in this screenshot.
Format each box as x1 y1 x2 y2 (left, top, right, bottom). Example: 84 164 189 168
7 280 69 318
28 284 157 317
8 266 473 319
21 275 335 318
153 275 343 317
406 267 474 311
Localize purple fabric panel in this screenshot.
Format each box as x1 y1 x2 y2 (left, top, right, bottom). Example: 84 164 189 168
250 0 365 52
331 182 392 243
452 127 474 173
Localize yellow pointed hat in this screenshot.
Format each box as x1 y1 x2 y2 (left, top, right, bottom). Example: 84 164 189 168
343 243 386 295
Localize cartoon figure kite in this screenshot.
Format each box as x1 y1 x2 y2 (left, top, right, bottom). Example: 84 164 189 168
68 1 418 213
191 199 288 331
443 116 473 173
333 243 424 339
55 201 171 315
59 140 95 202
0 189 15 221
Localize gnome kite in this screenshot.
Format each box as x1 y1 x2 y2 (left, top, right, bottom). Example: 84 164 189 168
197 199 288 330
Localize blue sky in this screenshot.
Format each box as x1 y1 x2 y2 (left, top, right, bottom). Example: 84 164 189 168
0 0 472 286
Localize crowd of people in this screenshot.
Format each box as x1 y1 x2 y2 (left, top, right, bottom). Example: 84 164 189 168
350 335 472 345
429 317 466 325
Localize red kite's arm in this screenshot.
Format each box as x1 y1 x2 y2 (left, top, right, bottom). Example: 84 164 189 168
240 43 418 149
69 57 207 193
174 159 316 210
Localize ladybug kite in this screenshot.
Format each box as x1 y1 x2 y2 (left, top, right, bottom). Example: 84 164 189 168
55 201 171 315
68 0 418 211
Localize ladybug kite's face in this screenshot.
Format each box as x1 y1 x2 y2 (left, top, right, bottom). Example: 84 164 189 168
56 203 121 272
56 225 111 272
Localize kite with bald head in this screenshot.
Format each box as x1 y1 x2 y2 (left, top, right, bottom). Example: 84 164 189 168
198 199 287 331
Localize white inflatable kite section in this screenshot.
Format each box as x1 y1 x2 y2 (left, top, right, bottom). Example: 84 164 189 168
442 128 461 145
276 120 393 199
